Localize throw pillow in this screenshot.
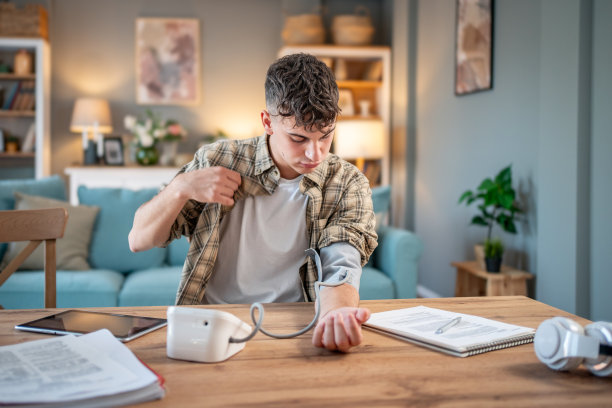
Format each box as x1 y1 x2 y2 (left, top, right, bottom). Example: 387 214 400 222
78 187 166 273
1 192 100 270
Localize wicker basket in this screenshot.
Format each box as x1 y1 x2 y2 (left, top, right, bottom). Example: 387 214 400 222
0 3 48 40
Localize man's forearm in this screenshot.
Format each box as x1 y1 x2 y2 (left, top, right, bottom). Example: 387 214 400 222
128 180 188 252
318 283 360 319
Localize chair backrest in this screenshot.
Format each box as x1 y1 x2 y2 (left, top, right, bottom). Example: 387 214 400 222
0 208 68 308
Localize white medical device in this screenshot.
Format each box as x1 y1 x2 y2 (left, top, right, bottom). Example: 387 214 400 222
167 248 349 363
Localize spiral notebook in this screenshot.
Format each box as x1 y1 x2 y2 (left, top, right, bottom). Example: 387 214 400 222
364 305 535 357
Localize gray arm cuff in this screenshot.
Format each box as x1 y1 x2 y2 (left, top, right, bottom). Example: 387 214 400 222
319 242 362 292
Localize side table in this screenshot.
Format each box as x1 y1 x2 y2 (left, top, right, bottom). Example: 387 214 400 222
452 261 534 297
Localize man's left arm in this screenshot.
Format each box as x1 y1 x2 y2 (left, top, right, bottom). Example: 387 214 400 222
311 243 371 352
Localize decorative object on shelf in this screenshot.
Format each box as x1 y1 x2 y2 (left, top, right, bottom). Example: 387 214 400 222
136 18 200 105
103 137 125 166
135 145 159 166
13 49 32 75
70 98 113 165
458 165 523 272
359 100 371 117
337 89 354 116
331 6 375 46
364 60 383 81
334 58 347 81
281 12 325 45
0 3 49 39
455 0 494 95
4 134 19 153
334 118 384 185
124 110 187 166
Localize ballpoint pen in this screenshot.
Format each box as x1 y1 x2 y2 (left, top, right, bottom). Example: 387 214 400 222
435 317 461 334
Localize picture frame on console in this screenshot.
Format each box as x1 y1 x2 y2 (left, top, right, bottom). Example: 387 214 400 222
455 0 494 95
135 17 200 105
103 137 124 166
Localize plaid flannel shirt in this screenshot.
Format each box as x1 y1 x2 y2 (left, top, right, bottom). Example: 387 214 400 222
165 135 378 305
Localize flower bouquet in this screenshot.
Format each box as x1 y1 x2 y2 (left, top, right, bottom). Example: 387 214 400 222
124 110 187 165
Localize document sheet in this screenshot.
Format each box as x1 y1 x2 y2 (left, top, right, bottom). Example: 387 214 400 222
0 329 164 405
364 305 535 357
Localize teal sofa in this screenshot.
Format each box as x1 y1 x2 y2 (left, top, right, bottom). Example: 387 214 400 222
0 176 423 309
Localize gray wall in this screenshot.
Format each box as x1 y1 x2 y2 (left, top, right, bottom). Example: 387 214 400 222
413 0 540 298
41 0 390 176
590 0 612 321
47 0 284 176
409 0 611 320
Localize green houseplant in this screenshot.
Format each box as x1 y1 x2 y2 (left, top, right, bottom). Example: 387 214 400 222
458 165 523 272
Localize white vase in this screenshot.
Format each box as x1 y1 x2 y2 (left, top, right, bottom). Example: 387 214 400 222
159 142 178 166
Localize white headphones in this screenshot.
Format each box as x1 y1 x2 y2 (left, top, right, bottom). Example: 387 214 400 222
534 317 612 376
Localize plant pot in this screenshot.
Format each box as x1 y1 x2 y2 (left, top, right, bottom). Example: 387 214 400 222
485 257 502 273
136 145 159 166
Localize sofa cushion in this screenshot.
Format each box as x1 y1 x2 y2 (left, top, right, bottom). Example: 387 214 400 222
118 266 182 306
167 236 189 266
359 266 394 300
78 187 166 273
0 269 124 309
1 192 99 270
0 175 66 260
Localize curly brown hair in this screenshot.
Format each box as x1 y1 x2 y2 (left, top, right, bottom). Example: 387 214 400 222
265 53 339 132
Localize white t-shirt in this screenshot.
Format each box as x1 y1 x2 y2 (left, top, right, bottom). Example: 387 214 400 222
204 176 308 304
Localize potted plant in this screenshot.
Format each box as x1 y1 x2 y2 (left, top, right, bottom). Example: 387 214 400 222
458 165 523 272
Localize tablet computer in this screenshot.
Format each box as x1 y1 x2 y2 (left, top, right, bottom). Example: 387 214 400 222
15 310 167 342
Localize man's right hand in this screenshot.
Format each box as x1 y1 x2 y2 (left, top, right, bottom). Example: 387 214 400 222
175 167 242 206
129 166 241 252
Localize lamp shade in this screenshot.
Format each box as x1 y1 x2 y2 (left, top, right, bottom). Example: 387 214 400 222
70 98 113 133
334 119 384 159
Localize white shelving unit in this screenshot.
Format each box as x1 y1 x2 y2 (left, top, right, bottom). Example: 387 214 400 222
0 37 50 179
278 45 391 186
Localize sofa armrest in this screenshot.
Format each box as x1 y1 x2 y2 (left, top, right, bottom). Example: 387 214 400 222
374 226 424 298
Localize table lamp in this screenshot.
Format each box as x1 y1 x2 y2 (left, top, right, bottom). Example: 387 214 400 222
70 98 113 165
334 118 384 173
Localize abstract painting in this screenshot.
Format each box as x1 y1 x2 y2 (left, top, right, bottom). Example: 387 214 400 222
136 18 200 105
455 0 493 95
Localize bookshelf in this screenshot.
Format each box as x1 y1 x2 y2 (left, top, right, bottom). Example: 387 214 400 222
0 37 50 179
278 45 390 187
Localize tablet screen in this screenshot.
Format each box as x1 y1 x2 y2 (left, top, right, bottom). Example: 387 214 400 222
15 310 167 342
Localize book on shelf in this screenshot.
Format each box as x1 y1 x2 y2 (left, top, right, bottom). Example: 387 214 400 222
364 305 535 357
0 329 165 407
0 80 35 111
21 122 36 152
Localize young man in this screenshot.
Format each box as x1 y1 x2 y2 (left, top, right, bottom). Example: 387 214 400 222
129 53 377 352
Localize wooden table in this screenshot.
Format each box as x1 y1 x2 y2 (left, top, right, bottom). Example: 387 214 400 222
453 261 534 297
1 297 610 407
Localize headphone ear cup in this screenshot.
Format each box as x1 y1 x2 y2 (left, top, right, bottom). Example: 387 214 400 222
534 317 585 371
583 321 612 377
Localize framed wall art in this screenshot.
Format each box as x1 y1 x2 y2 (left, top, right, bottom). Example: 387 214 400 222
135 18 200 105
455 0 494 95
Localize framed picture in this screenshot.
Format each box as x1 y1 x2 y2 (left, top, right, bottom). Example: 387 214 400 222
455 0 494 95
103 137 124 166
135 18 200 105
338 89 355 116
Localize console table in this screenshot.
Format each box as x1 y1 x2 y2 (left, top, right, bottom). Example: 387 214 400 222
453 261 534 297
64 166 179 205
1 297 609 407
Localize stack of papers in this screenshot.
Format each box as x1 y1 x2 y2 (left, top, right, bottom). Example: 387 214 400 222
364 305 535 357
0 329 165 407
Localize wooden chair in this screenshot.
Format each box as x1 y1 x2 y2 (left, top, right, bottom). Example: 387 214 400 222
0 208 68 308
